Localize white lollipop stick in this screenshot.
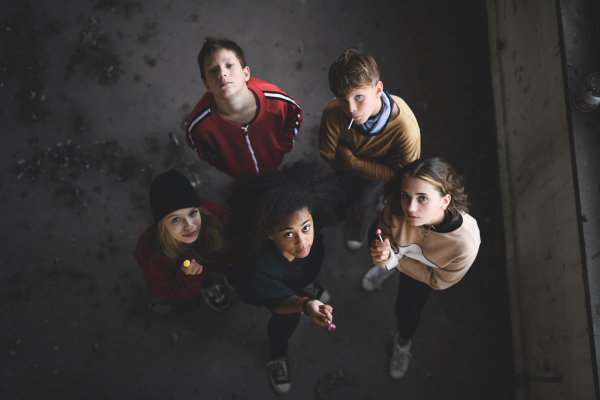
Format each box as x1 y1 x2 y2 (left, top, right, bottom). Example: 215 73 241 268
348 118 353 129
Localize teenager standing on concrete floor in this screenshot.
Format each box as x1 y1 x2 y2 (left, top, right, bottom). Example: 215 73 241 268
319 48 421 251
186 36 302 180
224 160 343 395
365 158 481 379
133 169 231 311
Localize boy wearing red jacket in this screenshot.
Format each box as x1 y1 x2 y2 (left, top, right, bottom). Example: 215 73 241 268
186 36 302 180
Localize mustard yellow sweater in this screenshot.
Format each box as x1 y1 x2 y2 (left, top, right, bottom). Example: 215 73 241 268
318 95 421 182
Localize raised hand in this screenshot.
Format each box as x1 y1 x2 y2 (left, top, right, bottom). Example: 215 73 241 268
181 259 203 275
305 300 333 327
370 238 391 262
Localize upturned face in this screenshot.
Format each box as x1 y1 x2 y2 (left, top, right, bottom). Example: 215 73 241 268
202 49 250 99
268 207 314 262
400 177 451 227
163 207 202 244
337 81 384 125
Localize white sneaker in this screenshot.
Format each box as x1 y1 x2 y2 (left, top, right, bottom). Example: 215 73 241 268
345 211 367 250
389 334 411 379
362 266 395 291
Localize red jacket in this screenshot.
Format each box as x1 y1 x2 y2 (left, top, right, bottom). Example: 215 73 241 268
185 78 302 180
133 200 227 302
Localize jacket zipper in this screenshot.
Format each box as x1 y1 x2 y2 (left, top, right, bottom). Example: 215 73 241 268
421 225 435 244
243 125 260 174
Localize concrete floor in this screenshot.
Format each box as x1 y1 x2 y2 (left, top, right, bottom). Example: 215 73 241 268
0 1 514 399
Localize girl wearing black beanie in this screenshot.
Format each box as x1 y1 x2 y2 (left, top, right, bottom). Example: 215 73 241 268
133 169 231 311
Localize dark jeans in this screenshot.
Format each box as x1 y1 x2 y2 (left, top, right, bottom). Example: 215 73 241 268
367 218 433 340
267 311 301 359
336 170 383 210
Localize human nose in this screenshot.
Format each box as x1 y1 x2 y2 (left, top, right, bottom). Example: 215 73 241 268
183 217 193 230
348 100 357 114
408 199 418 212
296 233 307 246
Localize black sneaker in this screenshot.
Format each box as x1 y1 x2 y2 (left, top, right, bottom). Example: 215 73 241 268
301 281 331 303
223 275 235 290
201 283 230 312
266 357 291 394
345 210 366 250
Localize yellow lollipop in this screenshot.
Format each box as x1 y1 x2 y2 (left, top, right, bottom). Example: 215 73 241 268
183 260 191 267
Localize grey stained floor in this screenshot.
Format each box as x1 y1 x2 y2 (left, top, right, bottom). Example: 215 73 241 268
1 1 513 399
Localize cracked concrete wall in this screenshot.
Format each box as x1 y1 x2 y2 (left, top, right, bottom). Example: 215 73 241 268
487 0 595 398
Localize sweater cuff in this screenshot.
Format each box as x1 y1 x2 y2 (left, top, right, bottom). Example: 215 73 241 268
343 154 356 169
183 273 205 281
383 252 399 271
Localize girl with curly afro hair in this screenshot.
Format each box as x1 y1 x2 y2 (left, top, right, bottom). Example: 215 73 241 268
224 159 345 395
361 157 481 380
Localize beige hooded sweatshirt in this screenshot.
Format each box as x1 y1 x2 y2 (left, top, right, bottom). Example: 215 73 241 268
374 202 481 290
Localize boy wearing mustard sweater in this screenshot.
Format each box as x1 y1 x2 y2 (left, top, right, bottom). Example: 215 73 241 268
319 48 421 249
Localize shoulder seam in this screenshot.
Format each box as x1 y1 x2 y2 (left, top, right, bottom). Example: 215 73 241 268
263 91 301 109
188 106 211 133
187 106 212 150
463 223 480 248
452 224 479 252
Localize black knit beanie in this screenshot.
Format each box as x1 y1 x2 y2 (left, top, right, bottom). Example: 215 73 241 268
149 169 202 223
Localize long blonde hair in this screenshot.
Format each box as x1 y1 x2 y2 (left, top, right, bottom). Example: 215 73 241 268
156 208 224 264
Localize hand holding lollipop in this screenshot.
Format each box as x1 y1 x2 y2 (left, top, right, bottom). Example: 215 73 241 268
181 259 203 275
370 229 391 262
304 300 336 331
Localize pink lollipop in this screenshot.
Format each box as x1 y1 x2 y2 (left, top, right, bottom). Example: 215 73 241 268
375 229 384 242
328 323 336 331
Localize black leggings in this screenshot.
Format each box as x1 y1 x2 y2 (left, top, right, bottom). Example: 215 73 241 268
395 272 432 339
267 311 301 359
367 219 433 340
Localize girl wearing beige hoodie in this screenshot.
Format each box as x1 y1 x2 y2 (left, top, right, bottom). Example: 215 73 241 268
365 157 481 379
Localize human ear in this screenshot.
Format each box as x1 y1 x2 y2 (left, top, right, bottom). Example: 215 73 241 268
266 230 274 240
203 79 211 92
375 81 383 97
442 194 451 210
243 66 250 82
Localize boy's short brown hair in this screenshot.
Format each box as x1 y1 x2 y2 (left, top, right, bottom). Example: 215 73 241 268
328 48 380 99
197 36 247 81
